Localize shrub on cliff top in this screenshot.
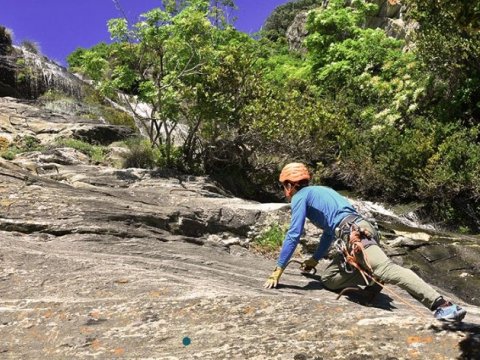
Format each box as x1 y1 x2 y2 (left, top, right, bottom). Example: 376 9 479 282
0 26 13 55
20 40 41 55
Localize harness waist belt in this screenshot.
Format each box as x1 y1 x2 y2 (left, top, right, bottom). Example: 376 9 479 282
338 214 362 230
338 214 378 249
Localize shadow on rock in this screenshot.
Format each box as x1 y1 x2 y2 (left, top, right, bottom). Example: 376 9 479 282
282 272 325 291
297 271 397 311
341 291 396 311
277 280 324 292
300 272 322 282
430 321 480 360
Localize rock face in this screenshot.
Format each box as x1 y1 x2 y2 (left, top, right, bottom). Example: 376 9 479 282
364 0 415 39
0 27 16 97
1 96 480 359
286 0 414 52
0 27 86 100
286 11 309 53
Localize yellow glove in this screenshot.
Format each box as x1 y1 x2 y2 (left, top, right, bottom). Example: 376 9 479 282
300 257 318 273
264 267 284 289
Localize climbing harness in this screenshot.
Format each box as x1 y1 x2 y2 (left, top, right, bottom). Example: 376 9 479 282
283 215 427 317
336 260 426 317
334 219 426 316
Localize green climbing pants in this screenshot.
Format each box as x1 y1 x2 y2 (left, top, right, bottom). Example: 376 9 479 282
321 244 441 310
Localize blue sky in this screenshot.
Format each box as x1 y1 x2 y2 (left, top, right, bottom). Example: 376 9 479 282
0 0 290 65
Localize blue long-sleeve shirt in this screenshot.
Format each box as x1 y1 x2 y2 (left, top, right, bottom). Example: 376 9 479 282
277 186 357 269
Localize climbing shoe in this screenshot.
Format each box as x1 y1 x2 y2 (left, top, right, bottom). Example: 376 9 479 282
433 302 467 322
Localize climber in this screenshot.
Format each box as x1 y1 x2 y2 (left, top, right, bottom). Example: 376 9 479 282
263 162 467 321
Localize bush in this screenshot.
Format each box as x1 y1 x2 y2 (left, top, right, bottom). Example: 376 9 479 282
37 89 69 102
100 107 136 130
0 135 44 160
121 138 157 169
56 138 107 163
252 223 286 253
1 150 17 160
0 26 13 55
121 138 185 169
20 39 41 54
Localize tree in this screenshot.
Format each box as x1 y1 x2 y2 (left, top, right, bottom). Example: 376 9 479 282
76 0 216 165
180 27 265 170
71 0 266 172
305 0 377 66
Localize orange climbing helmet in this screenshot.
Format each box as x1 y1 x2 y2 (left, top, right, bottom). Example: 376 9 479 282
279 162 311 184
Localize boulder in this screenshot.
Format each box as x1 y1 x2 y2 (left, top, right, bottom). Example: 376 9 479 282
0 97 134 146
0 157 479 359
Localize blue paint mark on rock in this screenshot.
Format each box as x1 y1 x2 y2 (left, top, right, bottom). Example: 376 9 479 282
182 337 191 346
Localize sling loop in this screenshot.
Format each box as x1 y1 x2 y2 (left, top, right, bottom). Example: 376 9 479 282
335 223 373 284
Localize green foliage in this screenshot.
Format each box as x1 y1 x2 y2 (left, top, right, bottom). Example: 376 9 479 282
19 136 42 151
259 46 311 87
0 150 16 160
314 29 404 89
100 107 136 130
64 0 480 230
121 138 183 169
56 139 107 163
15 57 31 83
121 138 157 169
67 43 111 77
253 223 286 252
0 136 44 160
406 0 480 124
418 125 480 198
70 1 220 166
305 0 377 61
38 89 69 102
249 0 480 229
68 1 270 173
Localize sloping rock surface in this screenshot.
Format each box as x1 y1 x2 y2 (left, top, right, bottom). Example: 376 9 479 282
1 162 480 359
1 97 480 359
